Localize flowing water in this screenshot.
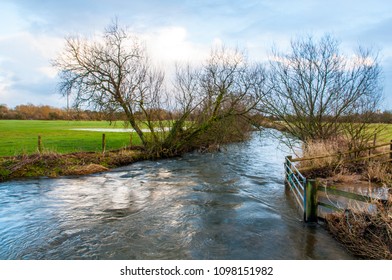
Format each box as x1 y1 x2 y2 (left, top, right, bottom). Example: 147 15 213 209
0 130 352 259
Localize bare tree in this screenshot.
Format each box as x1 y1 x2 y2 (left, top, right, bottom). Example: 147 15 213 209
166 47 266 152
53 20 165 147
262 35 383 147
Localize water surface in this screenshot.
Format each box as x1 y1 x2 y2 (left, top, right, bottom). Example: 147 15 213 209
0 130 352 259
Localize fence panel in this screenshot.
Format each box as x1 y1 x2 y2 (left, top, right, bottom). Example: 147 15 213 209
285 141 391 222
284 156 306 219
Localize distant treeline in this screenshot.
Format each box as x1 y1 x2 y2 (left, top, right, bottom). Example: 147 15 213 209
0 103 173 121
1 103 392 124
0 104 105 120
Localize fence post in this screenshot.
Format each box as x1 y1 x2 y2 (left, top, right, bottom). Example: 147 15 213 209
285 156 292 187
390 140 392 160
102 133 106 154
305 179 318 223
38 135 42 153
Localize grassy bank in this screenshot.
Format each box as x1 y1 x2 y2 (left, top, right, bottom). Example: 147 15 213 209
0 148 146 182
0 120 143 156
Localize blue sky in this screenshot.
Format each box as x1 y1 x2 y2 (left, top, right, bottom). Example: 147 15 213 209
0 0 391 109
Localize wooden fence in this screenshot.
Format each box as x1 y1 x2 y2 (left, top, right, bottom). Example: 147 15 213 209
285 141 391 222
37 133 133 154
291 140 392 173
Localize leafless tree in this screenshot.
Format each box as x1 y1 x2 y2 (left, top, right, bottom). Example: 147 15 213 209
262 35 383 148
52 20 165 147
166 47 267 151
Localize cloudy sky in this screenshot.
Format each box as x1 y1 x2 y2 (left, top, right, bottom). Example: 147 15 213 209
0 0 391 109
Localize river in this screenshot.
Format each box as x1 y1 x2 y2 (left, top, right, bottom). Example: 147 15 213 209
0 130 352 259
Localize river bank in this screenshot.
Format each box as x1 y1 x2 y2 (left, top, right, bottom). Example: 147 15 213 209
0 142 227 182
0 147 146 182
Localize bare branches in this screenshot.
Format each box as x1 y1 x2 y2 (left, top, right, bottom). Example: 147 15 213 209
52 21 166 147
169 47 267 150
263 35 382 144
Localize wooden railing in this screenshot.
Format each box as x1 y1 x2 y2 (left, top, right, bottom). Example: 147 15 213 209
291 140 392 173
305 180 389 222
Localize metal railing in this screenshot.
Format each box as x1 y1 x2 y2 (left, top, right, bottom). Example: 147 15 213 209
284 156 307 220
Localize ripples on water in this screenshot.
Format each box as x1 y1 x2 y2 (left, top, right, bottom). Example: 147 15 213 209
0 130 352 259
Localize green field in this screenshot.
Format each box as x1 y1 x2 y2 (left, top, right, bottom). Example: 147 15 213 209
0 120 143 156
371 123 392 142
1 120 391 157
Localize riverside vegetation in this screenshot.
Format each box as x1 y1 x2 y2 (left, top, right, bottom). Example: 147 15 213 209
296 138 392 259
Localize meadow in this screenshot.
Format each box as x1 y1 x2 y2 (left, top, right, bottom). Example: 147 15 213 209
1 120 392 157
0 120 143 156
372 123 392 142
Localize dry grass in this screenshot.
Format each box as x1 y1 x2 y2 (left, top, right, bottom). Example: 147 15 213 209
298 139 349 178
299 138 392 184
364 161 392 185
300 139 347 170
65 164 109 175
326 200 392 259
297 137 392 259
328 171 362 184
0 148 144 182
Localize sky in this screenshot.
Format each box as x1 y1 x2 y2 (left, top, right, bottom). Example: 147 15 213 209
0 0 391 109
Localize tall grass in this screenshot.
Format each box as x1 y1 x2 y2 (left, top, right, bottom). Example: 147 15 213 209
300 138 347 170
298 137 392 185
365 161 392 186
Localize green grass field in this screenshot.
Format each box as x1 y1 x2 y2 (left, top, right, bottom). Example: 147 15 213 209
363 123 392 143
0 120 143 156
377 124 392 142
1 120 391 157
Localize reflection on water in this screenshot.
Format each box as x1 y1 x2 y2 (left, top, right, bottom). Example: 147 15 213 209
0 130 352 259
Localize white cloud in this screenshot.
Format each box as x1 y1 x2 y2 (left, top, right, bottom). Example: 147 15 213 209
145 26 208 66
0 75 12 96
0 31 63 61
0 65 15 97
38 66 58 79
